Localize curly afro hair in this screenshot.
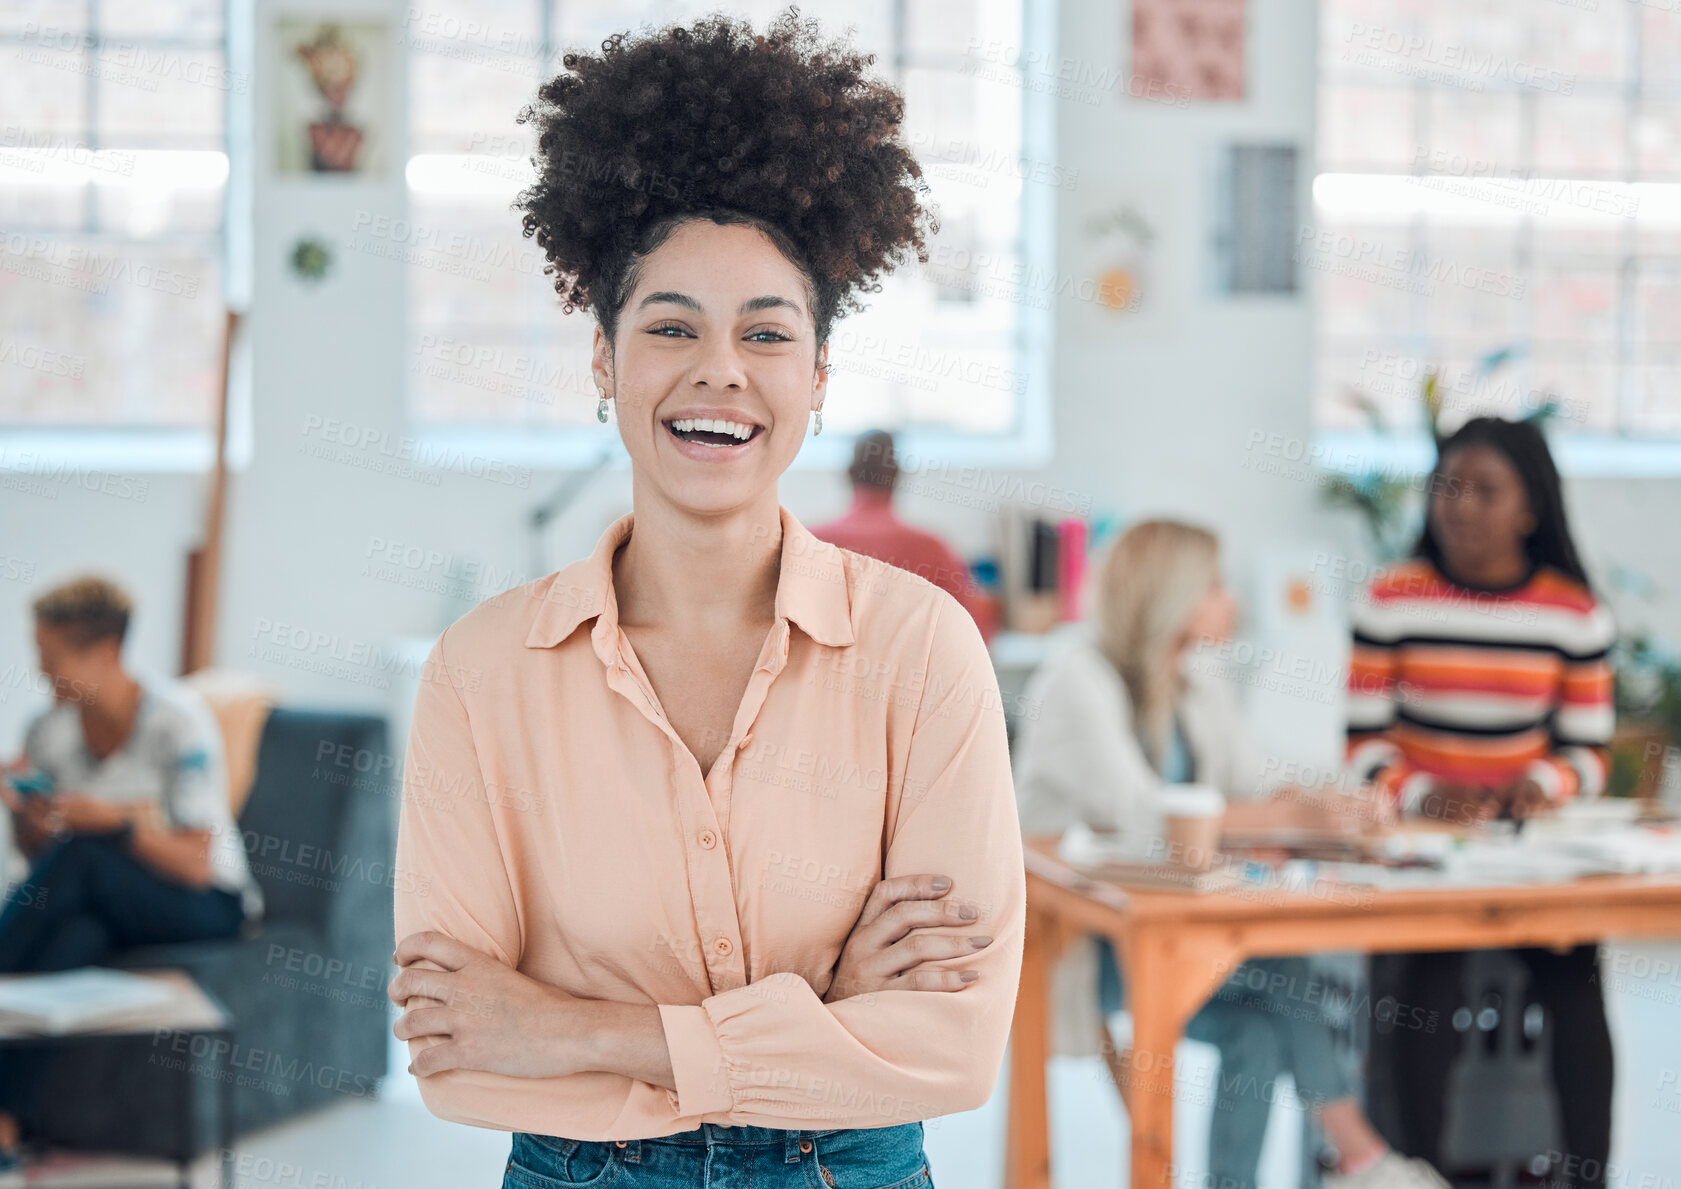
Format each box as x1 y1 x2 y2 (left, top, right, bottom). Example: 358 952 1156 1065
512 6 938 351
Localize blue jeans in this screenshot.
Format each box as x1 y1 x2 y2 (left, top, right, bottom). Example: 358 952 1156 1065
503 1121 931 1189
1095 936 1355 1189
0 832 244 973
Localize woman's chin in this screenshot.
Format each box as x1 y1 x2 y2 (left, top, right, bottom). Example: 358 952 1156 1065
648 471 773 517
641 447 791 510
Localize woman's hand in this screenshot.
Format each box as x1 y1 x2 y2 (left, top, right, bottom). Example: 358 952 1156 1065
1495 777 1554 821
822 873 993 1004
1417 780 1501 825
390 931 588 1079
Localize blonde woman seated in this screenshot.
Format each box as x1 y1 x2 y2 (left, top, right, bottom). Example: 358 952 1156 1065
1013 519 1446 1189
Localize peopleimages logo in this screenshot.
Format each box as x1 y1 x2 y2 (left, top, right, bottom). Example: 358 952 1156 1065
1293 227 1528 300
1338 23 1576 94
1410 148 1640 219
0 232 201 298
16 22 249 93
0 340 84 379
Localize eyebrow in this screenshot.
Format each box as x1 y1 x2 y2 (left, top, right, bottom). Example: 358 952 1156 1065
636 291 805 316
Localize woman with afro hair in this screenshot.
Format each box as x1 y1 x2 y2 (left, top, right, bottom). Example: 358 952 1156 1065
386 9 1025 1188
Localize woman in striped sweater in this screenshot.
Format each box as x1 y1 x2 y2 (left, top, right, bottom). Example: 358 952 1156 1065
1345 416 1615 1189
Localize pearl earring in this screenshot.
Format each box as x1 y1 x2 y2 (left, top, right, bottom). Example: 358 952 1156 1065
597 397 609 423
812 409 823 436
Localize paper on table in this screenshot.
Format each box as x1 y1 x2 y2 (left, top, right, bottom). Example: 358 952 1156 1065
1554 827 1681 875
1055 821 1250 892
1320 828 1681 889
1058 820 1163 866
0 967 181 1035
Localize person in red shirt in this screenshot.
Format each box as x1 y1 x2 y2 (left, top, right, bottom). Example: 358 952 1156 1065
809 430 999 643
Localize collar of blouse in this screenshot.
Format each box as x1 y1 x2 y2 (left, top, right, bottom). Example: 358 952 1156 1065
522 502 858 662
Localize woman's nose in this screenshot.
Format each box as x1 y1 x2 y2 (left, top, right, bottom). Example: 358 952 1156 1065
688 338 748 389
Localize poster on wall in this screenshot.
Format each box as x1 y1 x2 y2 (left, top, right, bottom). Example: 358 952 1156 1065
1130 0 1246 102
273 17 394 177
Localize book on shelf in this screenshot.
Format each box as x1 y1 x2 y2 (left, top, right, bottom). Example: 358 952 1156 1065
1030 517 1060 591
999 503 1090 633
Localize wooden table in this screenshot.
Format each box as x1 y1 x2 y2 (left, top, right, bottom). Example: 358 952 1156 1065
1004 831 1681 1189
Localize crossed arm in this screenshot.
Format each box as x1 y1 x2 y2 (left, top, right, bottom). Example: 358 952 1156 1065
390 606 1026 1138
388 931 676 1089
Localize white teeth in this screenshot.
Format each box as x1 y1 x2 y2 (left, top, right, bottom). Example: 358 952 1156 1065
671 417 756 441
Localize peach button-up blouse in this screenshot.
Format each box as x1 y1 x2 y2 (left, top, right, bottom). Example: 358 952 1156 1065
393 502 1026 1140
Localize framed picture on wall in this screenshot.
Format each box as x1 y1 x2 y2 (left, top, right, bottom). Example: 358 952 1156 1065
272 16 395 177
1130 0 1246 102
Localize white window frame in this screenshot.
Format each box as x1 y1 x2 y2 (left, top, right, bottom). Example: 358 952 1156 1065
1310 1 1681 478
0 0 250 475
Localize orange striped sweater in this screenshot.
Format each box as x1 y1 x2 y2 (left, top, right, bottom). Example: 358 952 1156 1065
1345 559 1616 814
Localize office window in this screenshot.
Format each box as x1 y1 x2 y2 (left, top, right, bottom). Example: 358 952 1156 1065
1314 0 1681 439
0 1 233 427
405 0 1034 438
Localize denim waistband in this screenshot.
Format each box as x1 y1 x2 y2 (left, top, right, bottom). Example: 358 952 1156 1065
643 1122 844 1146
520 1120 924 1173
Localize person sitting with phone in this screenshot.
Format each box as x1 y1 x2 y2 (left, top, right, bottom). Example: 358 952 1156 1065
0 575 264 1169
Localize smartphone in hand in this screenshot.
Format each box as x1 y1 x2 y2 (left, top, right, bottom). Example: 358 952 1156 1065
2 768 55 798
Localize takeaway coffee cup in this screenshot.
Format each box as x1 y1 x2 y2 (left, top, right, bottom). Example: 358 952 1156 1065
1160 784 1227 870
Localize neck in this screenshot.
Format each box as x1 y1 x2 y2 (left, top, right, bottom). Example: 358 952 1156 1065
1164 642 1188 698
849 485 894 511
614 490 783 631
82 668 140 727
1438 548 1531 590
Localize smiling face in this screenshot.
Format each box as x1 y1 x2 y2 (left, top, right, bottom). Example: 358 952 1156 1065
591 219 828 517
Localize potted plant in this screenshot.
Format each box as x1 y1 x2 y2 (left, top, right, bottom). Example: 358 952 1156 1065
1607 631 1681 802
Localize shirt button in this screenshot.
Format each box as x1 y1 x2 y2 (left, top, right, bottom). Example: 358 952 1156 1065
714 937 733 956
699 829 716 849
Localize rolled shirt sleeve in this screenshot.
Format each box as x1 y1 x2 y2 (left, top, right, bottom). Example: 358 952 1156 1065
658 596 1027 1127
394 627 678 1136
158 700 230 832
